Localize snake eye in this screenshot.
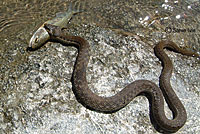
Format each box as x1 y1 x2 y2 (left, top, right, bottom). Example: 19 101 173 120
35 37 39 43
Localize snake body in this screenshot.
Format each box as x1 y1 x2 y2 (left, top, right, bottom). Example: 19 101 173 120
42 24 199 133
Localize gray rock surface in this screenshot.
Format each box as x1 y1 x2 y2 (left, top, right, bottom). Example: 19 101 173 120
0 0 199 133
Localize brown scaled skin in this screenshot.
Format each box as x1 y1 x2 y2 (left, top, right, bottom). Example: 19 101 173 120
32 23 199 133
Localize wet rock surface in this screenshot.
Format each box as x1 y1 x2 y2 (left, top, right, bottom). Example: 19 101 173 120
0 0 200 133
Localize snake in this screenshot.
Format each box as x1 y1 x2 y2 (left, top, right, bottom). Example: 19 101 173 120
38 23 199 133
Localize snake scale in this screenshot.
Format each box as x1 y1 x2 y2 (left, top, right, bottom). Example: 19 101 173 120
37 23 199 133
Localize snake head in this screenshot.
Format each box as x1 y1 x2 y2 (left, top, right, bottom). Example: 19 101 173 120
44 24 63 37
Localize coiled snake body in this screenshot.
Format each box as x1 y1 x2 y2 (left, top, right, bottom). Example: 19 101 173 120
40 24 199 133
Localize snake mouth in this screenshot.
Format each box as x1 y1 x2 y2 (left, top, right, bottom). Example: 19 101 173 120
43 23 64 37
